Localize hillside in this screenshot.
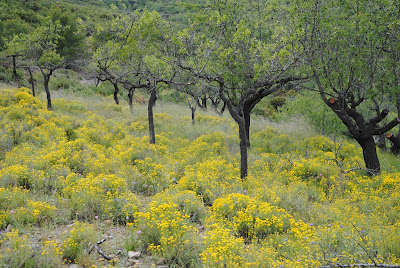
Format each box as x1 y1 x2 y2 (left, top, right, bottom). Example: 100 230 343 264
0 87 399 267
0 0 202 50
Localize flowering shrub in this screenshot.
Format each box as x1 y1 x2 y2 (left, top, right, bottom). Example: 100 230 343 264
62 221 97 264
131 199 201 266
35 240 64 268
0 164 37 189
200 224 245 267
61 173 140 223
152 190 207 224
0 229 34 267
11 200 56 226
132 157 171 195
177 159 241 205
211 193 292 241
173 132 231 166
0 186 56 227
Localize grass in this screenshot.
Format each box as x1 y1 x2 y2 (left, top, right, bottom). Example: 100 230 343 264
0 86 399 267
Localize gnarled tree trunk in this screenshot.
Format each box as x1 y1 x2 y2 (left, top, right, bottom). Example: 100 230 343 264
113 83 120 105
357 136 380 176
377 134 386 152
315 72 400 176
386 133 400 155
148 87 157 144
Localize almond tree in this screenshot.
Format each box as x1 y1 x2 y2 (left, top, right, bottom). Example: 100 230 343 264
176 0 306 179
89 13 137 105
298 0 400 175
17 18 63 110
3 35 24 84
7 13 87 110
91 10 176 144
381 1 400 155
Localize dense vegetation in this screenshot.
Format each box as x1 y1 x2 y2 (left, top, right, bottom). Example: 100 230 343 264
0 87 399 267
0 0 399 267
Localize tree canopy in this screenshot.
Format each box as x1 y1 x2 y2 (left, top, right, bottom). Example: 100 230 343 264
296 0 400 174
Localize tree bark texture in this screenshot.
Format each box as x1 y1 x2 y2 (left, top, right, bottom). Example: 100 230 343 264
377 134 386 152
386 133 400 155
201 96 207 110
148 88 157 144
236 119 248 179
113 83 120 105
243 107 251 148
27 67 35 97
315 72 400 175
128 89 134 113
12 55 17 81
44 75 52 110
191 106 196 125
357 137 381 176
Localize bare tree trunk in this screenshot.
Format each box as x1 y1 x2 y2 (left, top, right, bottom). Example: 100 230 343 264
27 67 35 97
357 137 380 176
386 133 400 155
44 75 52 110
238 119 248 179
202 96 207 109
113 83 120 105
128 89 134 113
219 83 249 180
191 106 196 124
12 55 17 81
148 88 157 144
377 134 386 151
243 107 251 148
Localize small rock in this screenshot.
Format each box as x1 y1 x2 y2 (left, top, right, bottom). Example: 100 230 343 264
68 265 79 268
5 224 12 232
128 251 141 259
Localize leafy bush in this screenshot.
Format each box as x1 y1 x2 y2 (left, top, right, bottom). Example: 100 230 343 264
211 193 292 241
62 221 98 264
129 199 201 267
0 230 35 267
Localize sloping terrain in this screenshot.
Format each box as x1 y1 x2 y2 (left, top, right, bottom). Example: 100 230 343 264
0 87 399 267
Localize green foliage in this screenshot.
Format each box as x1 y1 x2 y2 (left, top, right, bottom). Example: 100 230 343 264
48 7 88 64
0 0 400 265
62 221 97 263
275 91 347 136
129 191 202 267
0 230 35 267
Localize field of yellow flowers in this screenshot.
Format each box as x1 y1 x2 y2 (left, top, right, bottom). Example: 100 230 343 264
0 87 399 267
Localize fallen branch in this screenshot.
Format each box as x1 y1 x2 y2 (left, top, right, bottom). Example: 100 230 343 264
88 238 122 261
88 238 107 254
342 167 377 174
